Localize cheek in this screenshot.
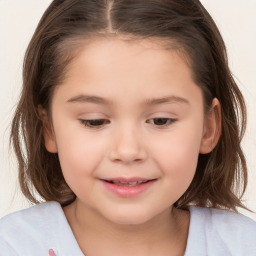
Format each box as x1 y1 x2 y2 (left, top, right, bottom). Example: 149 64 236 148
56 132 107 199
54 126 106 180
150 122 203 184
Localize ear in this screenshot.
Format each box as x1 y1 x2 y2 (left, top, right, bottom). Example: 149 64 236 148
38 105 58 153
199 98 221 154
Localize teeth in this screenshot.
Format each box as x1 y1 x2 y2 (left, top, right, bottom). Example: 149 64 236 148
129 181 139 186
112 180 147 186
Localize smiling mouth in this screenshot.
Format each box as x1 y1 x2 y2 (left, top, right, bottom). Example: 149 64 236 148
100 178 157 197
104 180 151 186
101 178 157 187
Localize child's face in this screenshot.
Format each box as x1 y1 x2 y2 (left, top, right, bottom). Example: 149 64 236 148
43 38 217 225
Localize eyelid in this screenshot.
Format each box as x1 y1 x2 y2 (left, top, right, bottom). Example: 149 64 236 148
79 118 110 129
78 117 177 130
146 117 177 128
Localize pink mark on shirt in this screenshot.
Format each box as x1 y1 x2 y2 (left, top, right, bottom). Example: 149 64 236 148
49 249 56 256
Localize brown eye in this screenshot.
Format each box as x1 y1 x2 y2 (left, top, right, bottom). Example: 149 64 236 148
147 118 176 126
79 119 110 128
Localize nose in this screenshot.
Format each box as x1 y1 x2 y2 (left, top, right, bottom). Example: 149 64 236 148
109 125 147 164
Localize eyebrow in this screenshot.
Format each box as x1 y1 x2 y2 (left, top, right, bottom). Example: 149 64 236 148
67 95 110 105
144 95 189 106
67 94 189 106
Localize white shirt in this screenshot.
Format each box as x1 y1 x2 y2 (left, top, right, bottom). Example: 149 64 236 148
0 201 255 255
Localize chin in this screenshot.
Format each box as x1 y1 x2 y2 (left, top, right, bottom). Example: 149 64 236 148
105 209 154 226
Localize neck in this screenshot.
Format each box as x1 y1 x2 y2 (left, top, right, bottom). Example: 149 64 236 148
63 199 190 256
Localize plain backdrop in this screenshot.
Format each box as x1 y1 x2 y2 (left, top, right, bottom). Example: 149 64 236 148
0 0 256 221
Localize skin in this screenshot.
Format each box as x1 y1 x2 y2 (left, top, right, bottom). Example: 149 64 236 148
49 249 55 256
40 38 221 256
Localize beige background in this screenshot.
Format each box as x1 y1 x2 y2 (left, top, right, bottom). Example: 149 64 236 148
0 0 255 220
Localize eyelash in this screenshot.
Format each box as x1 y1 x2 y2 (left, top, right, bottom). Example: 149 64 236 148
79 118 177 129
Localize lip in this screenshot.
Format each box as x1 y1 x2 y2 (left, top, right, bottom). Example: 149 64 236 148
103 177 152 182
100 177 157 198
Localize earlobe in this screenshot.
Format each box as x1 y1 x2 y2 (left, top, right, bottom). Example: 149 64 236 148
199 98 221 154
38 105 58 153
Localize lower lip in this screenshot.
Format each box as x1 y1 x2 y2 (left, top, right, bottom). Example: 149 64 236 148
101 180 156 198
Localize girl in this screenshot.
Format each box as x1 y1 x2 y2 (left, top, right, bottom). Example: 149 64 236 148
0 0 256 255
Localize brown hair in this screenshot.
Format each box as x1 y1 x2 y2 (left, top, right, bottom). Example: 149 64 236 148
11 0 248 211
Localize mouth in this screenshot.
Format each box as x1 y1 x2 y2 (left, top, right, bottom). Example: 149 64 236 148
102 178 156 186
100 177 157 197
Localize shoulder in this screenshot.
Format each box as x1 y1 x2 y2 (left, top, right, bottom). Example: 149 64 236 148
186 206 256 256
0 201 61 230
0 201 62 254
191 206 256 234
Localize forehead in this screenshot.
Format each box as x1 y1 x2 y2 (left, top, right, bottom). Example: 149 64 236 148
53 37 202 107
67 37 190 78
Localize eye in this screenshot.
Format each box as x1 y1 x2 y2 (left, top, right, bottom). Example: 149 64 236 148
79 119 110 128
147 118 176 127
